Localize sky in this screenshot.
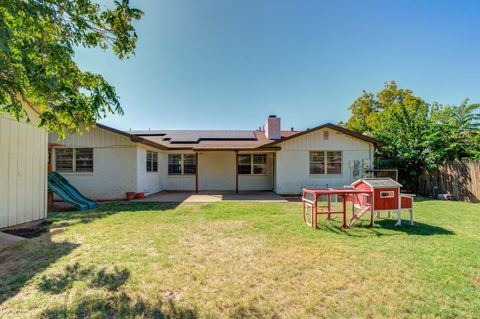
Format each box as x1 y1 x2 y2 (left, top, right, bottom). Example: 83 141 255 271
75 0 480 131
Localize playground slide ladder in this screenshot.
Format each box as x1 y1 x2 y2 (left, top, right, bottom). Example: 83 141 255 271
48 172 97 211
347 206 370 228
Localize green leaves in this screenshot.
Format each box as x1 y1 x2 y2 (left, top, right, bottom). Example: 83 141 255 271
0 0 143 137
342 81 480 176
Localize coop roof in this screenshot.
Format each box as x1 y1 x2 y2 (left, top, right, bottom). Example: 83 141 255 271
352 178 402 188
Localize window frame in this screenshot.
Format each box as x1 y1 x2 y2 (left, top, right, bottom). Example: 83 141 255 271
237 154 268 176
309 150 343 176
55 148 94 173
146 150 158 173
167 153 196 176
380 191 395 198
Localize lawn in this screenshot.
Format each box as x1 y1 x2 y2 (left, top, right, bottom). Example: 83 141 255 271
0 199 479 318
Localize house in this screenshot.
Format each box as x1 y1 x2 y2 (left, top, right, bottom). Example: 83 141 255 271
0 104 48 229
48 116 382 199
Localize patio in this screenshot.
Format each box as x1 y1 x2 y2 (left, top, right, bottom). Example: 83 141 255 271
133 191 289 203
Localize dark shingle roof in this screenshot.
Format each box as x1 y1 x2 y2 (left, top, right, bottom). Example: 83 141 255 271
129 130 257 143
121 122 383 151
128 130 299 150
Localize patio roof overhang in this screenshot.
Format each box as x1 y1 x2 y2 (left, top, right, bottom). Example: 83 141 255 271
192 147 281 152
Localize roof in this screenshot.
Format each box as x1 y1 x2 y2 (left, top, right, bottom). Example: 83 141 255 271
96 124 168 150
352 178 402 188
129 130 299 150
98 122 383 151
263 123 383 147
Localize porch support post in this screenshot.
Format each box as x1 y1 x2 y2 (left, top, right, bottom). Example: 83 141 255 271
235 150 239 194
48 145 54 172
272 152 276 192
195 152 199 194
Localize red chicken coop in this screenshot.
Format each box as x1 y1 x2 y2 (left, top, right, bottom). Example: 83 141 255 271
302 178 414 229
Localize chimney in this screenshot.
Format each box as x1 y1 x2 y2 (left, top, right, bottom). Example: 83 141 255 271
265 115 281 140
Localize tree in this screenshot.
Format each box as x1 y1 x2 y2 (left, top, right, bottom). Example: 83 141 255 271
427 99 480 162
342 82 480 184
0 0 143 136
344 81 431 175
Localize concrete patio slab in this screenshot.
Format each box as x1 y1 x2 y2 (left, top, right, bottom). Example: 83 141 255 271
133 191 288 203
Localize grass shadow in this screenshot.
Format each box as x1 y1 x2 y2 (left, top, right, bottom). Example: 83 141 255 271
315 218 454 237
372 219 455 236
0 232 79 304
315 222 360 237
38 262 130 294
41 293 198 319
39 262 197 318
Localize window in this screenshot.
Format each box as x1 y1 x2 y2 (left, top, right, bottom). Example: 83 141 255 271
253 154 267 175
380 191 394 198
310 151 342 175
55 148 93 173
55 148 74 172
168 154 182 175
75 148 94 172
237 154 267 175
168 154 196 175
326 151 342 174
183 154 196 174
146 150 158 172
309 151 325 174
238 155 252 174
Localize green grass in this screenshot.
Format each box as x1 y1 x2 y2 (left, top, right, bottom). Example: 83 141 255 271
0 199 479 318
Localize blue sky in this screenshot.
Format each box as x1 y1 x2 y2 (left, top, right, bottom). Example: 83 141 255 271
75 0 480 131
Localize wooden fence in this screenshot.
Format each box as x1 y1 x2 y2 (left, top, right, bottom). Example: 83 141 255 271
416 160 480 202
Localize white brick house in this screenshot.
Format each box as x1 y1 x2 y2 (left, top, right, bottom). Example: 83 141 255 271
49 116 381 199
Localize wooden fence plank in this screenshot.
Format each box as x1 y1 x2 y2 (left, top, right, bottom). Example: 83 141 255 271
417 160 480 202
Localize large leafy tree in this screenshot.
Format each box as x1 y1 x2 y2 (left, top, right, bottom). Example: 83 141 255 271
342 81 431 173
341 81 479 183
0 0 143 136
427 100 480 162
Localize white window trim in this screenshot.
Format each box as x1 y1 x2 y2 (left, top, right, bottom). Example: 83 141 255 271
167 153 196 176
238 154 267 176
380 191 395 198
55 148 94 174
309 150 343 176
146 150 158 173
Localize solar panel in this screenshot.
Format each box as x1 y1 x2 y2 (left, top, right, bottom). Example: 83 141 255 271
133 130 257 143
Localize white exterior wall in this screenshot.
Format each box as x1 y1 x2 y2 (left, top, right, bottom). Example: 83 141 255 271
0 113 47 229
163 151 274 192
198 151 235 190
50 126 138 200
275 128 373 194
136 145 164 195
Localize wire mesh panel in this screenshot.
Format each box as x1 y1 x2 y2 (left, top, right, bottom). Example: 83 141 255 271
305 203 313 226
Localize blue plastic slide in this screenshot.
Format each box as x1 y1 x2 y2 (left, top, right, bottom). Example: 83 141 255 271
48 171 97 211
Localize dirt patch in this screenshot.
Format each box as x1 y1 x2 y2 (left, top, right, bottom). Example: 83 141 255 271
48 201 77 212
3 221 51 239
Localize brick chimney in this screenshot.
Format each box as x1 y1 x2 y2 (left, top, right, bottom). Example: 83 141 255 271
265 115 281 140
